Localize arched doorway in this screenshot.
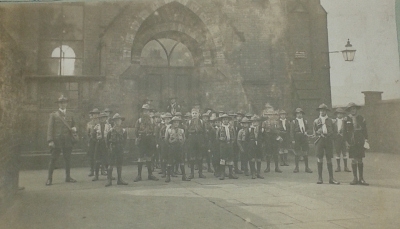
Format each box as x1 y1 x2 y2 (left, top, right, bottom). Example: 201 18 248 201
138 38 196 111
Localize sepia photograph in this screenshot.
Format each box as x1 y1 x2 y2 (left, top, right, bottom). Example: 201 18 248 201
0 0 399 228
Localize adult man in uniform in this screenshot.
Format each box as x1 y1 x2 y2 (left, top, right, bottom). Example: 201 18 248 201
87 108 100 177
134 104 159 182
313 104 339 184
344 103 369 185
46 95 77 186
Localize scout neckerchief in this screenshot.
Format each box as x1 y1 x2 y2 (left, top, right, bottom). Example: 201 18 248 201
280 118 287 131
221 124 230 141
319 115 328 134
336 118 343 134
296 117 306 133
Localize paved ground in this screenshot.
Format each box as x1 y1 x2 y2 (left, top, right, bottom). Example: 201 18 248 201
1 152 400 229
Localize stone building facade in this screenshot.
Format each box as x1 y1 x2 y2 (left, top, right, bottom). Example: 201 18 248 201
1 0 331 153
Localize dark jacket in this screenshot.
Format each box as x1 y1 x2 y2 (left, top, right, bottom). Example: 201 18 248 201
47 110 75 147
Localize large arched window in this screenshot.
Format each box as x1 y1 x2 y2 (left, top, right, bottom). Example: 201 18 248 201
51 45 76 75
140 38 194 67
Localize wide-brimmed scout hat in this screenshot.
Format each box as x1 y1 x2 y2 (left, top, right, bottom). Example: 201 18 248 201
55 95 68 103
245 113 253 118
163 113 173 119
294 108 305 114
334 108 346 114
228 111 237 117
104 108 113 113
169 116 182 124
202 113 210 117
316 103 330 111
263 110 276 115
210 116 220 122
250 115 261 121
89 108 100 114
279 110 287 115
184 112 191 118
219 114 231 119
142 104 151 110
112 113 125 121
346 102 361 111
99 112 108 118
175 112 182 117
236 111 244 116
240 117 251 123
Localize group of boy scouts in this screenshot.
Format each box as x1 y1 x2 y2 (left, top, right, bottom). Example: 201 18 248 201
45 95 370 187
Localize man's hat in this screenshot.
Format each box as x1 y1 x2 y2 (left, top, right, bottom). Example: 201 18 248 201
228 111 237 117
245 113 253 118
202 113 210 117
264 103 273 108
219 114 231 119
263 110 276 115
334 108 346 114
169 116 182 124
316 103 330 111
210 116 220 122
240 117 251 123
99 112 108 118
204 108 213 112
236 111 244 116
112 113 125 121
184 112 191 118
163 113 173 119
104 108 113 113
346 102 361 111
175 112 182 116
294 108 305 114
89 108 100 114
55 95 68 103
142 104 151 110
250 115 261 121
279 110 287 115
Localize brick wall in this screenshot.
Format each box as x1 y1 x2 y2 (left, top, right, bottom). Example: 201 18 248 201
0 7 26 214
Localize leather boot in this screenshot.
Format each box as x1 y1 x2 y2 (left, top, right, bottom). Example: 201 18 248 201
256 161 264 179
264 157 270 173
159 162 165 175
65 158 76 183
328 162 340 185
244 162 250 176
350 162 358 185
198 160 206 178
133 163 142 182
165 166 171 183
335 159 341 172
293 156 299 173
304 156 313 173
147 162 159 181
274 155 282 173
219 165 226 180
317 162 323 184
250 162 256 179
181 165 191 181
344 159 351 172
188 161 195 179
358 162 369 186
105 167 113 187
117 166 128 185
229 165 238 179
92 163 100 181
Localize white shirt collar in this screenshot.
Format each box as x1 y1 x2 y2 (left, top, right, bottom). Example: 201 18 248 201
59 108 66 114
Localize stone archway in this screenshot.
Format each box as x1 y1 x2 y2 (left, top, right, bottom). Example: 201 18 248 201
129 1 221 111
